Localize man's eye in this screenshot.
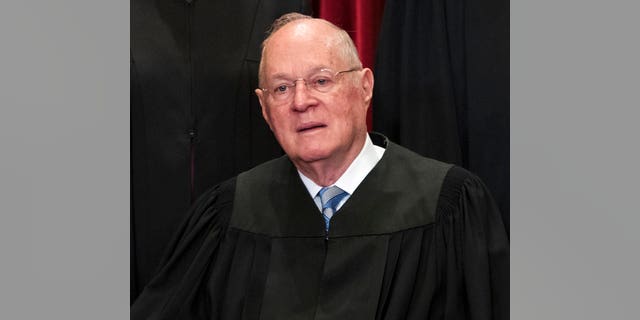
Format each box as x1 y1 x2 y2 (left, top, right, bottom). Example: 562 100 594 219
313 78 332 86
275 85 289 94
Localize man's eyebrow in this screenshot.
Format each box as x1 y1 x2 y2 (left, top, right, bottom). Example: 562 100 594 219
268 73 292 81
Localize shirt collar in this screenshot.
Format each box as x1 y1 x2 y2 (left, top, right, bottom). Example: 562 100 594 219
298 134 385 198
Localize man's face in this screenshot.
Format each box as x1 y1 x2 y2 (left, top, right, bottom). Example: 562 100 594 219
255 21 373 168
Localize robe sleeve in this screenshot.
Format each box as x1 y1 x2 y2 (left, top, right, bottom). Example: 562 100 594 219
131 177 236 320
437 166 509 320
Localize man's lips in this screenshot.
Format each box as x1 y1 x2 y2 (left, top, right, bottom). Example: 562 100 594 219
296 122 327 132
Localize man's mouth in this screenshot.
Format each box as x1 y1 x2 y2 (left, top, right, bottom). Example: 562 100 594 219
297 123 327 133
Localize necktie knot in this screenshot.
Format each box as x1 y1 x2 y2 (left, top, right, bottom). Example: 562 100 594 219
318 186 348 231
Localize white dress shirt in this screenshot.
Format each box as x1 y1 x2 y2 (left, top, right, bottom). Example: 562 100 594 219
298 134 385 212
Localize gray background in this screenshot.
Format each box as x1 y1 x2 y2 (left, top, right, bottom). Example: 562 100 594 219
0 1 639 319
0 2 128 319
511 1 640 318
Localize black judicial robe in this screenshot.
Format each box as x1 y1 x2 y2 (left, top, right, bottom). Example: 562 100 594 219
131 136 509 320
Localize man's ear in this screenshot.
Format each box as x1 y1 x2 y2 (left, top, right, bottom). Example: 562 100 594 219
360 68 374 105
255 88 273 130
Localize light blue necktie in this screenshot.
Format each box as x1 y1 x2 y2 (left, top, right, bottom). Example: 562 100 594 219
318 186 349 231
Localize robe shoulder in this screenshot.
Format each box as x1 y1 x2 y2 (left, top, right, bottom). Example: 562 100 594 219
434 165 510 320
131 177 236 319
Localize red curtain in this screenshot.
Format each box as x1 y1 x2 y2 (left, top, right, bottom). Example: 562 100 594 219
312 0 386 130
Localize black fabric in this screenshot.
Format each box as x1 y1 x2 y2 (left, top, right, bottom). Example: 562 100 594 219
372 0 509 230
131 135 509 319
232 139 450 238
465 0 510 231
130 0 312 302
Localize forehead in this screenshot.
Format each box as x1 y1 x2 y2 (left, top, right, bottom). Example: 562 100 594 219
262 20 344 77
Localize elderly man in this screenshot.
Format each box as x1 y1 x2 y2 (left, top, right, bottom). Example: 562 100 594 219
132 13 508 320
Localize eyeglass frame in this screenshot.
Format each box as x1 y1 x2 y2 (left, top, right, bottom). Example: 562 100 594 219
258 67 362 101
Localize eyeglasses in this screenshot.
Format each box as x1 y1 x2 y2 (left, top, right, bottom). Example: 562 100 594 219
259 67 362 102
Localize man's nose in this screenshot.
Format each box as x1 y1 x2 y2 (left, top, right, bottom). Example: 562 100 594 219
292 79 315 111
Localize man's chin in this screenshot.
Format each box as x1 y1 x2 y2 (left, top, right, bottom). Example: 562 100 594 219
288 149 332 165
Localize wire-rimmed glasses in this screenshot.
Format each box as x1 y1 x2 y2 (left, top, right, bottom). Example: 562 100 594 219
259 67 361 102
